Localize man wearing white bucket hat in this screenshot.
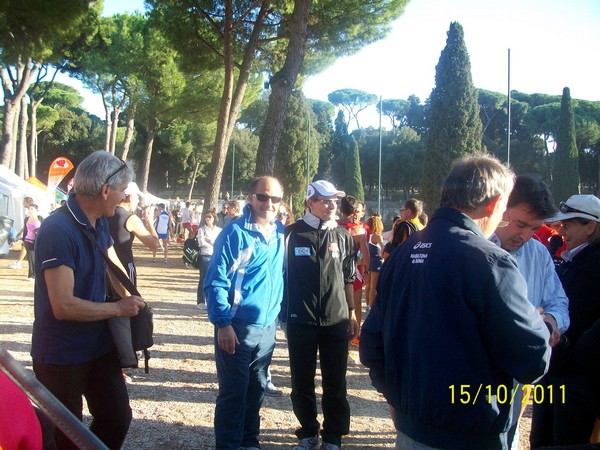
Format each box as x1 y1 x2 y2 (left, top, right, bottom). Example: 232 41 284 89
531 194 600 447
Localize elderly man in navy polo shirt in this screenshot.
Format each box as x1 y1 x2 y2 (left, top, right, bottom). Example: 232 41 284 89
31 151 146 449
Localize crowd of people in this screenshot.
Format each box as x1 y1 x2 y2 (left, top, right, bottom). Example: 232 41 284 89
2 149 600 450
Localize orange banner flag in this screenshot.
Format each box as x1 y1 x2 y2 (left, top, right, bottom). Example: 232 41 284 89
47 157 74 191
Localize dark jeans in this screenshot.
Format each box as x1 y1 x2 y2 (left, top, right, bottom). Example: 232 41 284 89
33 351 132 450
530 374 596 448
287 321 350 447
214 320 276 450
24 239 35 278
197 255 211 305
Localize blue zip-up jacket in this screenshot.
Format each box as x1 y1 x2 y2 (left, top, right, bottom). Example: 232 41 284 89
360 207 550 450
205 204 285 329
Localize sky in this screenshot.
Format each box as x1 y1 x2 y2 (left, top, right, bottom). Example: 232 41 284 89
68 0 600 129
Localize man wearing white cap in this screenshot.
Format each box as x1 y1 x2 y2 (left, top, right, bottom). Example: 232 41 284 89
531 194 600 447
281 180 359 450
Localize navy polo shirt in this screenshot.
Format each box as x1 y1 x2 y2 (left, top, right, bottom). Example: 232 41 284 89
31 195 115 365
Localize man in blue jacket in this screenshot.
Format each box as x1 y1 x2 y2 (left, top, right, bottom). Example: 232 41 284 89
360 155 551 450
204 176 285 450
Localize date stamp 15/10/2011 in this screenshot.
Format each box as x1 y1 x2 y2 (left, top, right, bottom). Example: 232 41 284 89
449 384 565 406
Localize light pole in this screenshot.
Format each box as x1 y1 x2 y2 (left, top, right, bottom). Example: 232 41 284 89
231 143 235 197
378 95 383 213
306 107 311 187
507 48 511 166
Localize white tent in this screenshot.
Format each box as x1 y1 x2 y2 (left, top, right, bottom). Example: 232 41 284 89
0 165 53 255
126 182 168 206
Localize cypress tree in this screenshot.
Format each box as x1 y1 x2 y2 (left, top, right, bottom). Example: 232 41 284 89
275 91 318 207
421 22 483 210
344 135 365 201
552 87 580 200
330 110 349 186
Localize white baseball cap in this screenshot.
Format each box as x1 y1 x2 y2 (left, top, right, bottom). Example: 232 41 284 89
547 194 600 222
305 180 345 201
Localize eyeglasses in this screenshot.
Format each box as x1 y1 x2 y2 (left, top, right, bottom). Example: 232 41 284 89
104 159 127 186
277 211 289 217
560 201 598 219
252 193 282 204
314 198 339 206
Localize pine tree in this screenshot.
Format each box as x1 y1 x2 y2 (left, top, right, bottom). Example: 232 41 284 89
552 87 580 200
421 22 483 210
344 135 365 200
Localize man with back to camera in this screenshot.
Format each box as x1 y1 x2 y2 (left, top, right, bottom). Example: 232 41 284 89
281 180 359 450
180 200 192 239
204 176 285 450
360 154 551 450
31 151 146 449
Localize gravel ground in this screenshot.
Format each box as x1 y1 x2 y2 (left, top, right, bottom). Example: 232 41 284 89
0 242 532 449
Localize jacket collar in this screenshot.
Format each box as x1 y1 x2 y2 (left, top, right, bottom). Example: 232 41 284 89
240 203 280 235
431 207 484 238
302 211 339 230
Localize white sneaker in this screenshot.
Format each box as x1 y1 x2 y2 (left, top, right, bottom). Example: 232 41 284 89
8 262 22 269
294 436 319 450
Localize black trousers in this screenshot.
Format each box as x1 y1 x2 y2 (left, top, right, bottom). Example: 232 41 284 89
33 351 132 450
530 374 596 448
24 239 35 278
287 321 350 447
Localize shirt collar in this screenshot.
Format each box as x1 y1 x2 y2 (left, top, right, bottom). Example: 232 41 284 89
561 242 589 262
66 194 94 230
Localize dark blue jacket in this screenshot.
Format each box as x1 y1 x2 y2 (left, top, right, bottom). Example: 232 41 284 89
360 207 550 450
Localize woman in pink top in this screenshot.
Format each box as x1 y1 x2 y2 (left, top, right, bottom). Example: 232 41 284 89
23 204 42 280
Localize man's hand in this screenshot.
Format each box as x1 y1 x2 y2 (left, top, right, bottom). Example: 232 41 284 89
543 314 561 347
217 325 240 355
347 313 360 340
117 296 146 317
537 307 561 347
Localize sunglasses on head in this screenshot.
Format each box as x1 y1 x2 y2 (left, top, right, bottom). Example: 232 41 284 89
104 159 127 186
560 201 598 219
252 193 282 204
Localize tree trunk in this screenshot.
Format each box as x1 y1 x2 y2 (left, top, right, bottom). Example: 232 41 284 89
121 101 137 160
102 92 112 152
203 0 270 213
109 107 121 154
255 0 311 176
28 102 38 177
17 95 28 178
141 114 157 193
188 160 201 202
0 59 40 167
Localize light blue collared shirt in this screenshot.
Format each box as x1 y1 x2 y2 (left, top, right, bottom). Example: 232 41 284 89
490 235 570 333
